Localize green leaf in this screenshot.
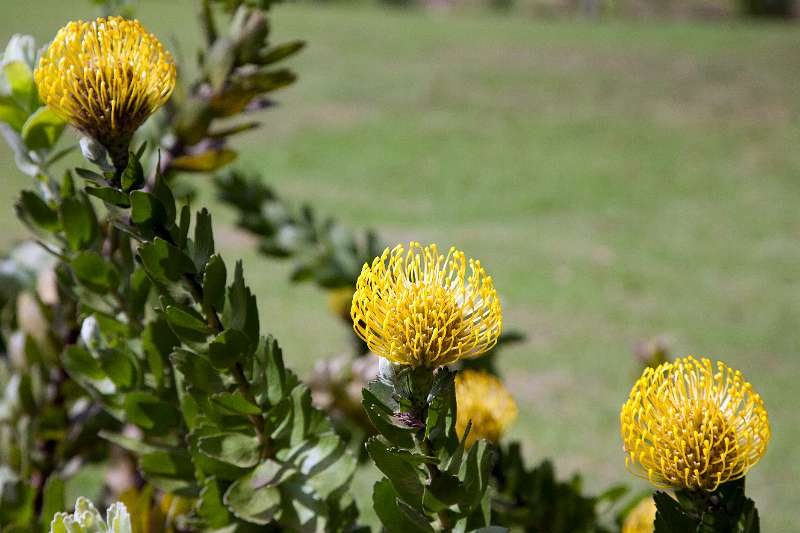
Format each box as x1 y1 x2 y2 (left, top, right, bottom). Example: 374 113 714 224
17 190 59 231
259 41 306 65
198 432 262 468
203 254 227 313
194 208 215 271
138 238 196 284
20 107 65 151
120 152 144 191
75 167 106 184
736 498 760 533
366 436 424 509
3 61 36 109
208 328 250 370
139 450 195 479
211 392 262 416
288 385 316 446
0 94 27 130
152 173 176 222
170 349 224 394
60 195 98 250
226 261 259 347
362 388 415 448
223 473 282 525
263 336 287 406
71 251 120 294
128 268 152 321
124 391 181 432
97 348 136 390
61 169 76 197
130 191 168 226
62 344 106 380
189 426 251 481
177 204 191 248
206 36 236 90
423 473 465 512
653 490 696 532
85 186 131 207
446 421 470 476
98 431 163 455
461 440 493 511
39 475 65 533
299 435 357 499
425 367 456 445
142 317 179 389
199 477 232 528
165 304 213 342
373 479 435 533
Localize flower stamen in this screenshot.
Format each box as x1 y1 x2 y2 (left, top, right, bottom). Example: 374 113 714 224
620 356 770 492
351 242 502 367
35 16 176 169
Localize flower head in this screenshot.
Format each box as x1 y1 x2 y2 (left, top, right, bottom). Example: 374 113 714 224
351 242 502 367
455 369 517 448
620 356 770 492
621 497 656 533
35 16 176 167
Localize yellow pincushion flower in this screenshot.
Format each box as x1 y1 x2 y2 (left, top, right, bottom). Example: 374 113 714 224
620 356 770 492
621 497 656 533
455 369 517 448
351 242 502 367
35 16 176 167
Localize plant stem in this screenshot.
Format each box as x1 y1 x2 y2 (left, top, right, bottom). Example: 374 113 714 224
419 436 454 532
409 367 454 532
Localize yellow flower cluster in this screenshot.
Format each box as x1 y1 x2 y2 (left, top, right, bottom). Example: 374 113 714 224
455 369 517 448
621 497 656 533
351 242 502 368
620 356 770 492
35 17 175 163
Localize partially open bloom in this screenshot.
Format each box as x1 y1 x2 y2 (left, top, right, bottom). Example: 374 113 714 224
35 16 176 166
621 497 656 533
351 242 502 367
620 356 770 492
455 369 517 448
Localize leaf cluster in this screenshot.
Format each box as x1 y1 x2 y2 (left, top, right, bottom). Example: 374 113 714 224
363 367 494 532
654 478 759 533
216 170 384 291
36 145 360 531
491 442 625 532
154 1 304 181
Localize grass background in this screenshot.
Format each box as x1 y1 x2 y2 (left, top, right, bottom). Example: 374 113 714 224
2 1 799 530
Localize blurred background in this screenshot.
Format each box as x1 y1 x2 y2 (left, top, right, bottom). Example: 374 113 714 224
1 0 798 530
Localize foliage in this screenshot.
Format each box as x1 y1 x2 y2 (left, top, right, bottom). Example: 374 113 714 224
653 479 759 533
0 1 357 531
363 364 493 531
0 0 775 532
0 35 68 179
216 169 383 293
491 443 625 532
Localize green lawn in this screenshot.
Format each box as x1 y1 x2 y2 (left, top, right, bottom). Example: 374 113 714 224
2 2 799 530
